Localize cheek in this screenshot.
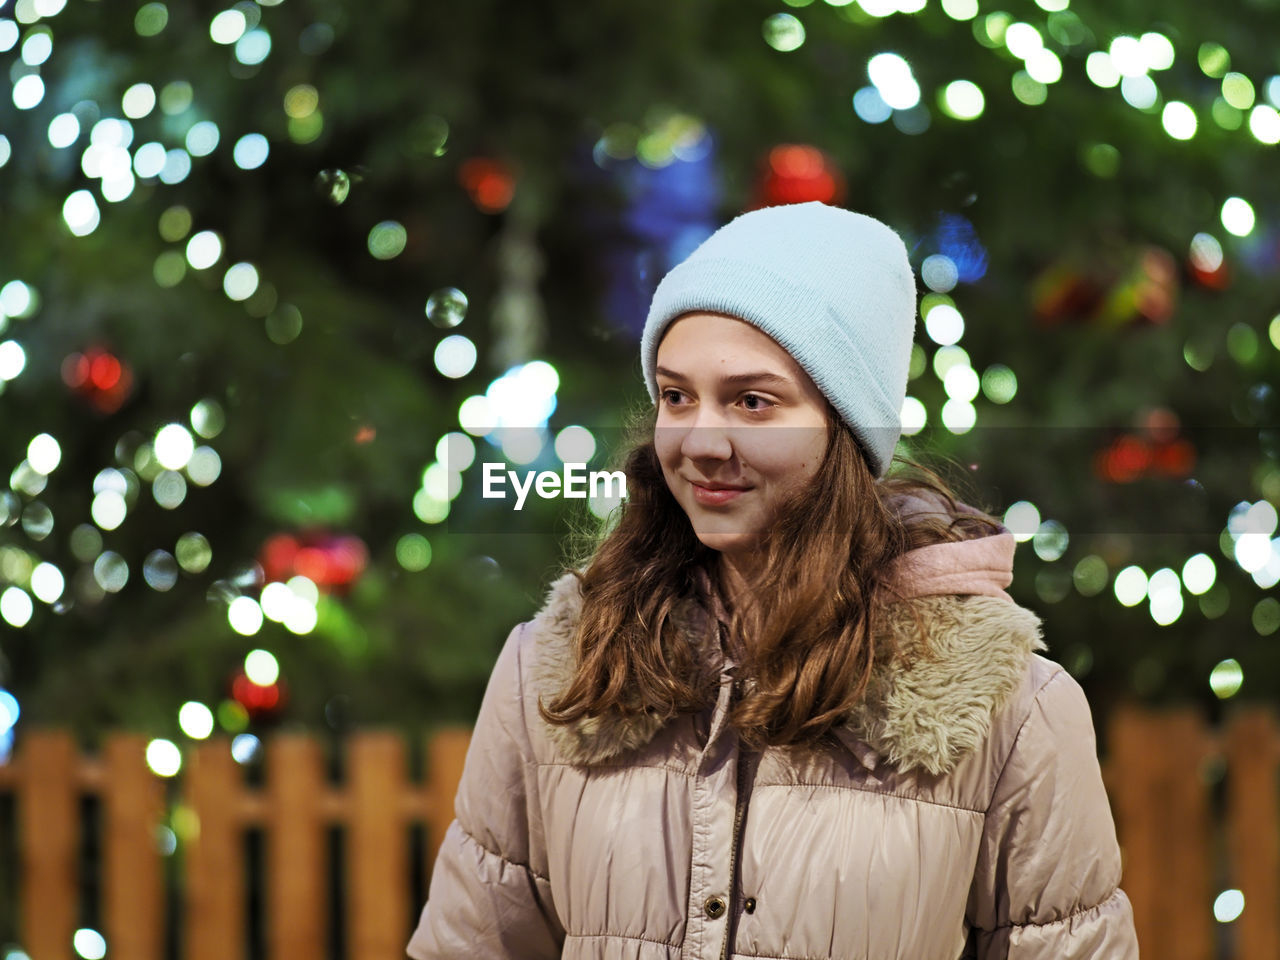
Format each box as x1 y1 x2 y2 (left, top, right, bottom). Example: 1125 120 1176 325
652 434 683 483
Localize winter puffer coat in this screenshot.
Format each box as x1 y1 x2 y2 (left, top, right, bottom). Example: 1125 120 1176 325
406 526 1139 959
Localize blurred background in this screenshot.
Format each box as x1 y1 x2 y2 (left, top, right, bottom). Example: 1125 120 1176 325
0 0 1278 957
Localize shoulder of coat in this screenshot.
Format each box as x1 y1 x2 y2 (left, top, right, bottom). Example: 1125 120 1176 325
843 594 1048 777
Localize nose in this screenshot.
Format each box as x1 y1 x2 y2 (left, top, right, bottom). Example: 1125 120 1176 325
678 407 734 462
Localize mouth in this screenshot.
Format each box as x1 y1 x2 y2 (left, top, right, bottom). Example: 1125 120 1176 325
690 480 752 505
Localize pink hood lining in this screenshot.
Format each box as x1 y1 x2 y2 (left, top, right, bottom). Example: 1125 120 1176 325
888 531 1015 603
881 489 1015 603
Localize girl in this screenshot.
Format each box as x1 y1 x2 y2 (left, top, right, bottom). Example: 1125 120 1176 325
407 201 1139 959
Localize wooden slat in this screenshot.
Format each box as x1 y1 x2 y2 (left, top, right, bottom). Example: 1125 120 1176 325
102 734 165 960
424 728 471 873
1160 710 1215 960
1225 706 1280 959
1110 705 1215 959
265 734 325 960
348 732 407 960
184 738 245 960
17 729 77 960
1108 705 1158 949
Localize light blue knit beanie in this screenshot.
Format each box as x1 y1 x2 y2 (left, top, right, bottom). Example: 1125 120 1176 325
640 201 918 477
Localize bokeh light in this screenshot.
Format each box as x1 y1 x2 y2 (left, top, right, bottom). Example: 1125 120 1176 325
434 335 476 378
223 262 259 301
190 398 226 439
30 562 64 603
72 928 107 960
0 587 33 628
425 287 468 328
396 534 432 571
176 532 212 573
1073 555 1108 595
231 733 261 764
245 648 279 685
186 446 221 486
186 231 222 270
228 597 263 635
1032 519 1069 561
554 425 596 464
368 220 407 260
63 190 101 237
1221 197 1255 237
28 434 61 474
232 133 269 170
1161 101 1197 140
1114 565 1148 606
1213 889 1245 923
924 303 964 344
48 112 80 148
93 552 129 592
1003 501 1040 541
143 550 179 590
155 424 195 470
186 121 220 157
763 13 804 52
868 52 920 110
209 9 246 45
900 396 926 435
122 83 156 119
178 701 215 739
0 341 26 380
436 431 476 471
1209 659 1243 699
235 28 271 64
13 75 45 110
145 738 181 777
1182 553 1216 594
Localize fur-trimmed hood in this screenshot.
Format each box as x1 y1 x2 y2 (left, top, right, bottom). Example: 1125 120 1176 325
526 497 1047 776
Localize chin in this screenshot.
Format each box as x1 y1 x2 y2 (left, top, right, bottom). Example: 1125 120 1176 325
693 531 759 554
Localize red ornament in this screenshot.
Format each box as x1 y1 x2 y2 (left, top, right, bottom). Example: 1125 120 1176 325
61 346 134 413
1151 438 1196 477
1095 434 1152 483
753 144 844 208
1095 408 1197 483
258 530 368 594
459 157 516 213
230 668 287 718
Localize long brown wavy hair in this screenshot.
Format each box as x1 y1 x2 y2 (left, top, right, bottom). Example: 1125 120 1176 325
537 398 1006 753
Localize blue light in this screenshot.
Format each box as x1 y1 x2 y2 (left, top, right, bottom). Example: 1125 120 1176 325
0 688 18 735
934 212 988 283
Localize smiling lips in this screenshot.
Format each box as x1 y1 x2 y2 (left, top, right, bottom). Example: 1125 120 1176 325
690 480 751 506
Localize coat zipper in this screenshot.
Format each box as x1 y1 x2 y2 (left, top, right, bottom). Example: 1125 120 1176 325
718 680 749 960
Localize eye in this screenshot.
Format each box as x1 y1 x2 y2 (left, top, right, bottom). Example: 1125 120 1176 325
741 393 775 412
660 388 685 406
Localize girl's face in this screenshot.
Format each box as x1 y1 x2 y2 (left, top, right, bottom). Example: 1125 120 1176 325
654 311 830 562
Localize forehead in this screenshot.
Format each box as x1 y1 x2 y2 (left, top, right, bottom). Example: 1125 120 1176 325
657 312 801 371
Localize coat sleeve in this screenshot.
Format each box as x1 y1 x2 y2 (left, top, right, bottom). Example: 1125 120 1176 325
406 621 566 959
965 668 1140 959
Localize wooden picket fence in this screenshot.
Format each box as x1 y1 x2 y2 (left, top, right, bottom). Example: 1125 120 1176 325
0 704 1277 959
0 727 471 960
1104 703 1280 960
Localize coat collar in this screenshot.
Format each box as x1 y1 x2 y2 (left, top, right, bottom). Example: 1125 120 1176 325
525 567 1047 776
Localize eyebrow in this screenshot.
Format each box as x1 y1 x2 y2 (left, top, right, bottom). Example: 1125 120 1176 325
655 366 795 388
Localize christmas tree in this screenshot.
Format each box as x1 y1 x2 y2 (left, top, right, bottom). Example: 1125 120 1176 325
0 0 1277 798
